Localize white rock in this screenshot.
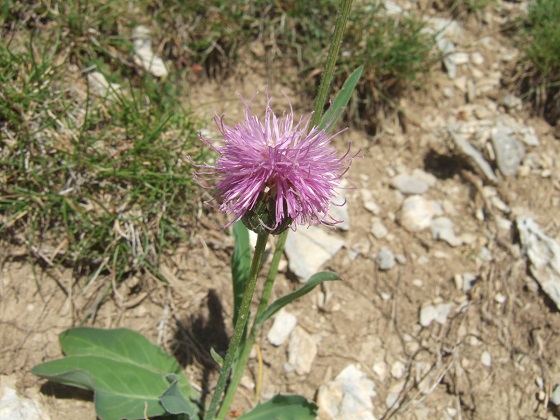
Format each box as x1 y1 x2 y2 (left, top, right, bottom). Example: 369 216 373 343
460 272 477 292
383 0 403 15
390 173 430 195
491 125 525 177
471 52 484 65
517 217 560 311
0 376 50 420
395 253 407 265
551 384 560 406
438 39 457 79
431 217 463 247
360 189 381 215
385 381 405 409
480 351 492 367
385 392 399 410
412 278 424 287
494 293 507 304
240 375 255 390
443 87 454 98
267 309 297 346
372 361 387 380
317 364 377 420
376 248 396 271
452 52 470 65
329 192 351 231
287 327 318 375
87 71 120 99
520 126 540 146
448 129 498 183
399 196 440 232
420 303 453 327
536 377 544 389
412 168 437 187
391 361 406 379
285 226 345 280
426 17 463 42
478 246 493 262
446 407 458 417
380 292 392 301
500 93 523 111
371 218 388 239
132 26 169 78
490 195 510 213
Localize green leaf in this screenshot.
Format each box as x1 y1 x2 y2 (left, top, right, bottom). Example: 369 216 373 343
210 347 224 367
254 272 340 329
318 65 364 132
238 394 317 420
32 327 198 420
231 221 251 326
160 374 199 415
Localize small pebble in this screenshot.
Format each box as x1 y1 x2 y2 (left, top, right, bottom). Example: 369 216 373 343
380 292 392 301
536 376 544 389
481 351 492 367
267 309 297 346
495 293 507 304
372 361 387 380
371 218 389 239
391 361 406 379
471 52 484 65
390 173 430 195
360 189 381 215
551 384 560 406
420 303 453 327
399 196 440 232
287 327 318 375
395 253 407 265
376 248 396 271
412 279 424 287
240 375 255 390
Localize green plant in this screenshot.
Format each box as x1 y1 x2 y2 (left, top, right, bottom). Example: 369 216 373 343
32 1 362 418
0 13 202 287
514 0 560 125
434 0 495 17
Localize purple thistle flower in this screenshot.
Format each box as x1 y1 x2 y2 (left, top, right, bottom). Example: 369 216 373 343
195 93 355 233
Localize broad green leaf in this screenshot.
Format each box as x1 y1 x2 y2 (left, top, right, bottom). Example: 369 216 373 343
238 394 317 420
254 272 340 329
33 355 171 419
318 65 364 133
231 221 251 326
32 328 199 420
59 327 197 401
160 374 199 415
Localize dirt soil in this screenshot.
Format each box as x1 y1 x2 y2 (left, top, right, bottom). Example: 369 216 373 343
2 4 560 420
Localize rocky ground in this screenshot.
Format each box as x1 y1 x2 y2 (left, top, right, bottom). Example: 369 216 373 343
2 0 560 419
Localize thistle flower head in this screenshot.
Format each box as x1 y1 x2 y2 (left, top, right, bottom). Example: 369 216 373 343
195 92 354 234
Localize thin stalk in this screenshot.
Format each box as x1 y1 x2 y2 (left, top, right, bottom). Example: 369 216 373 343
213 1 353 417
216 232 288 418
310 0 354 129
256 231 288 318
205 232 269 420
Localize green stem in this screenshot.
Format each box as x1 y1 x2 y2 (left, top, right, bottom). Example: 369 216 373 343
310 0 354 129
205 232 269 420
211 1 353 417
256 231 288 319
216 232 288 419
